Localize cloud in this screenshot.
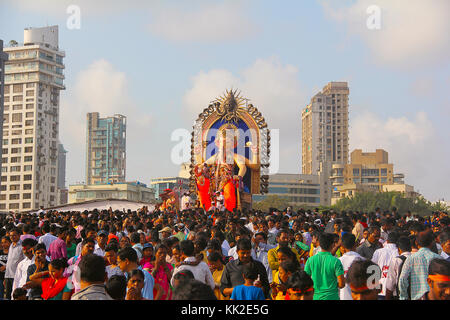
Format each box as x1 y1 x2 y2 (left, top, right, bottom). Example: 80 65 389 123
59 59 152 185
10 0 258 43
183 57 306 174
9 0 144 16
320 0 450 67
147 1 258 43
350 111 450 201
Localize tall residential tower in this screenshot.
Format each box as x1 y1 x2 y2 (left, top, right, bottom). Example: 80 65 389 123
302 82 350 205
0 40 9 192
302 82 350 175
1 26 65 211
86 112 126 185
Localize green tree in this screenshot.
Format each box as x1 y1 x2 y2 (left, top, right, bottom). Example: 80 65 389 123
332 191 444 216
252 195 291 212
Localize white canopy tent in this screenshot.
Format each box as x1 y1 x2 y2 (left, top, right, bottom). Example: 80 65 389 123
27 199 156 214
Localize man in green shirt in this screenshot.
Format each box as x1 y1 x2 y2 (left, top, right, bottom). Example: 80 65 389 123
304 232 345 300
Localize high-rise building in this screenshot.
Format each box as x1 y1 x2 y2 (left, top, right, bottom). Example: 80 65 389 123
57 143 67 189
301 82 350 205
0 40 9 192
302 82 350 175
57 143 68 205
1 26 65 211
86 112 126 185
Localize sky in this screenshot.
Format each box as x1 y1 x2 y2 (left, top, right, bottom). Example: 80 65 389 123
0 0 449 202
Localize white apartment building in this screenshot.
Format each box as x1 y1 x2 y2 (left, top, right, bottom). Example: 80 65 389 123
1 40 8 194
302 82 350 175
1 26 65 212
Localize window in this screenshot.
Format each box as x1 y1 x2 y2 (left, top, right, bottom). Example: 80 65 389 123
26 112 34 118
11 166 21 172
24 174 32 180
26 90 34 96
10 184 20 191
23 203 31 209
25 120 34 126
25 147 33 153
24 156 32 162
9 194 20 200
9 203 20 210
13 84 23 93
10 157 21 163
26 104 34 109
25 129 33 135
25 137 33 144
23 184 32 190
12 105 22 110
12 113 22 122
13 96 23 102
10 175 20 181
24 165 32 171
23 193 32 199
12 138 22 144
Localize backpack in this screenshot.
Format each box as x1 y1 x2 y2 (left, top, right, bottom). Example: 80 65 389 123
396 255 411 299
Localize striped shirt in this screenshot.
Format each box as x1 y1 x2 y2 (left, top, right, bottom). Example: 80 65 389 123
398 247 443 300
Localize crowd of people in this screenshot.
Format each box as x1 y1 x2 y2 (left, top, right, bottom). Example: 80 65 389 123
0 204 449 301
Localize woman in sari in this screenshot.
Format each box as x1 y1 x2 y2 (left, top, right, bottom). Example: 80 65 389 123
150 244 173 300
29 258 72 300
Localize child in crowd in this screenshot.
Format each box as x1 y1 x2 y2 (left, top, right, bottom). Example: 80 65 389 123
12 287 28 300
207 251 228 300
230 263 265 300
284 271 314 300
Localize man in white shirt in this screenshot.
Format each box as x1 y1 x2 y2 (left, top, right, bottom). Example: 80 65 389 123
253 232 276 283
339 233 365 300
371 231 400 299
245 216 258 235
180 193 192 211
215 192 226 212
93 230 108 257
171 240 215 290
385 236 412 299
12 238 37 295
38 223 58 252
267 217 278 235
379 218 393 246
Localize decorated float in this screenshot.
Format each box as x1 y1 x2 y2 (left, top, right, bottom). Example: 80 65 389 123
189 89 270 212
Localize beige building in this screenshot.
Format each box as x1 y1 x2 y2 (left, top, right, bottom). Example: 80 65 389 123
331 149 417 204
0 40 8 193
86 112 126 185
68 181 155 204
1 26 65 211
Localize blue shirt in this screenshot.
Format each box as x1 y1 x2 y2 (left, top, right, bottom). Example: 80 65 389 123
231 284 265 300
125 266 155 300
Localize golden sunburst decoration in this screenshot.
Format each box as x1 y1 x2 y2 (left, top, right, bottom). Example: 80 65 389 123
212 88 248 124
